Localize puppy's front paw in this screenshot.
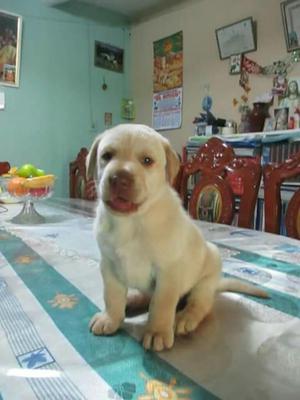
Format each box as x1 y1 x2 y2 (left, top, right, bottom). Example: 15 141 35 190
89 312 120 335
142 327 174 351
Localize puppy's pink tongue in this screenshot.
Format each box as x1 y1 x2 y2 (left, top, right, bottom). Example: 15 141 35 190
108 195 138 213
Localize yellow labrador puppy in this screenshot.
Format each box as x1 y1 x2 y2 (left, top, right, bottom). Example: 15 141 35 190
87 124 267 352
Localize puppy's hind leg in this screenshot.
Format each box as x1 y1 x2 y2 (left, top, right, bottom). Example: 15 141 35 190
175 273 218 335
175 244 221 336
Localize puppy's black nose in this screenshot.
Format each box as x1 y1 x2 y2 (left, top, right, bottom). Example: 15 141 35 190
109 170 134 192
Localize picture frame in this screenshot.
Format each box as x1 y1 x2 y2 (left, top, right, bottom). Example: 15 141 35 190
229 54 243 75
215 17 256 60
94 41 124 73
263 117 274 132
274 107 289 130
281 0 300 52
121 98 135 120
104 112 112 128
0 10 22 87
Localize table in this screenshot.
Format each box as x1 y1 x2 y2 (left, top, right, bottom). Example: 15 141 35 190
0 198 300 400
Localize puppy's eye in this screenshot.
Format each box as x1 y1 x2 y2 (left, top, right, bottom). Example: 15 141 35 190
101 151 114 162
141 156 154 166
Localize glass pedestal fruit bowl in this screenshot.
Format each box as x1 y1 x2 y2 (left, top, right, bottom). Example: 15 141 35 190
0 175 55 224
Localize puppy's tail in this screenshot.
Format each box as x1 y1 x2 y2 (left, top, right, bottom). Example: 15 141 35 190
217 278 270 299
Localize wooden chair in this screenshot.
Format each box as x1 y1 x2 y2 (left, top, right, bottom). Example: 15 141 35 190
0 162 10 175
263 150 300 239
69 148 97 201
177 137 262 229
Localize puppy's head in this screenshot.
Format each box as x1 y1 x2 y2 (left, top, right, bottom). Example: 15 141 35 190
86 124 180 215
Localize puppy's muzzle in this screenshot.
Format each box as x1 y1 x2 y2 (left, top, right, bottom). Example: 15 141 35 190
105 170 139 214
109 170 134 199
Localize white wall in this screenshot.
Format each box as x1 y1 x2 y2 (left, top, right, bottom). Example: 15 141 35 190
130 0 300 153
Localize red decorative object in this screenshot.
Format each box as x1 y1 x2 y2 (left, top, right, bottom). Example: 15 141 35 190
69 148 97 201
0 162 10 175
239 70 251 92
249 102 270 132
242 56 263 74
176 137 261 228
263 152 300 239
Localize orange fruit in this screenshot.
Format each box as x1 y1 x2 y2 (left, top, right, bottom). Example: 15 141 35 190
7 177 29 197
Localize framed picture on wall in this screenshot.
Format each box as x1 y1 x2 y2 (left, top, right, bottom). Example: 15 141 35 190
229 54 243 75
281 0 300 52
215 17 256 60
0 10 22 87
274 107 289 130
94 41 124 73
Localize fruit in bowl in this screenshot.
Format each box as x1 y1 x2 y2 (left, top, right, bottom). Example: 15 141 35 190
1 163 56 199
7 177 29 197
29 187 51 197
17 163 39 178
0 164 56 223
6 175 55 198
23 175 55 198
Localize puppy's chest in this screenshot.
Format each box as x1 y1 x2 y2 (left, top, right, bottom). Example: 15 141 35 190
98 216 154 291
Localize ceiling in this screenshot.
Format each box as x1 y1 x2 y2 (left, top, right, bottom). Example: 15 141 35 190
44 0 191 22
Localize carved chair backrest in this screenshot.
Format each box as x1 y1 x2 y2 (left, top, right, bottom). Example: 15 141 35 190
226 156 262 228
0 162 10 175
178 137 261 228
263 151 300 239
69 148 97 201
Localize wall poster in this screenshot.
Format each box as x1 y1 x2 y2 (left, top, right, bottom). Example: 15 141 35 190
153 31 183 131
152 87 182 131
153 31 183 92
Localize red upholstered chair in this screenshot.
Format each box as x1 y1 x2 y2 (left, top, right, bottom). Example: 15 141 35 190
177 137 261 229
69 148 97 201
263 151 300 239
0 162 10 175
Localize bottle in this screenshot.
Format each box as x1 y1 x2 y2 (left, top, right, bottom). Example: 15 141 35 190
288 116 295 130
293 113 299 129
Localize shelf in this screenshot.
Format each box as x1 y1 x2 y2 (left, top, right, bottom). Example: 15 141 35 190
189 129 300 146
222 128 300 139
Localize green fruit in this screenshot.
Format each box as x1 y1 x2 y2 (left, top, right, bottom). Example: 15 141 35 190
17 163 38 178
36 168 46 176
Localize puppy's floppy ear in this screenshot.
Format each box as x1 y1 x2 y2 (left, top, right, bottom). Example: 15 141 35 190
162 139 180 185
86 134 102 180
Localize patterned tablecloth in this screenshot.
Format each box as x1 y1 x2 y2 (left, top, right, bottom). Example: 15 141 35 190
0 198 300 400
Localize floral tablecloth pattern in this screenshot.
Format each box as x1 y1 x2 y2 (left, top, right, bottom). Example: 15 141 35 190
0 200 299 400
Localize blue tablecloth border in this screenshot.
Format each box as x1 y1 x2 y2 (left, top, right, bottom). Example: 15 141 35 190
0 229 218 400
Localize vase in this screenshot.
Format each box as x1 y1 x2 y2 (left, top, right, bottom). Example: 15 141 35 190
249 102 270 133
